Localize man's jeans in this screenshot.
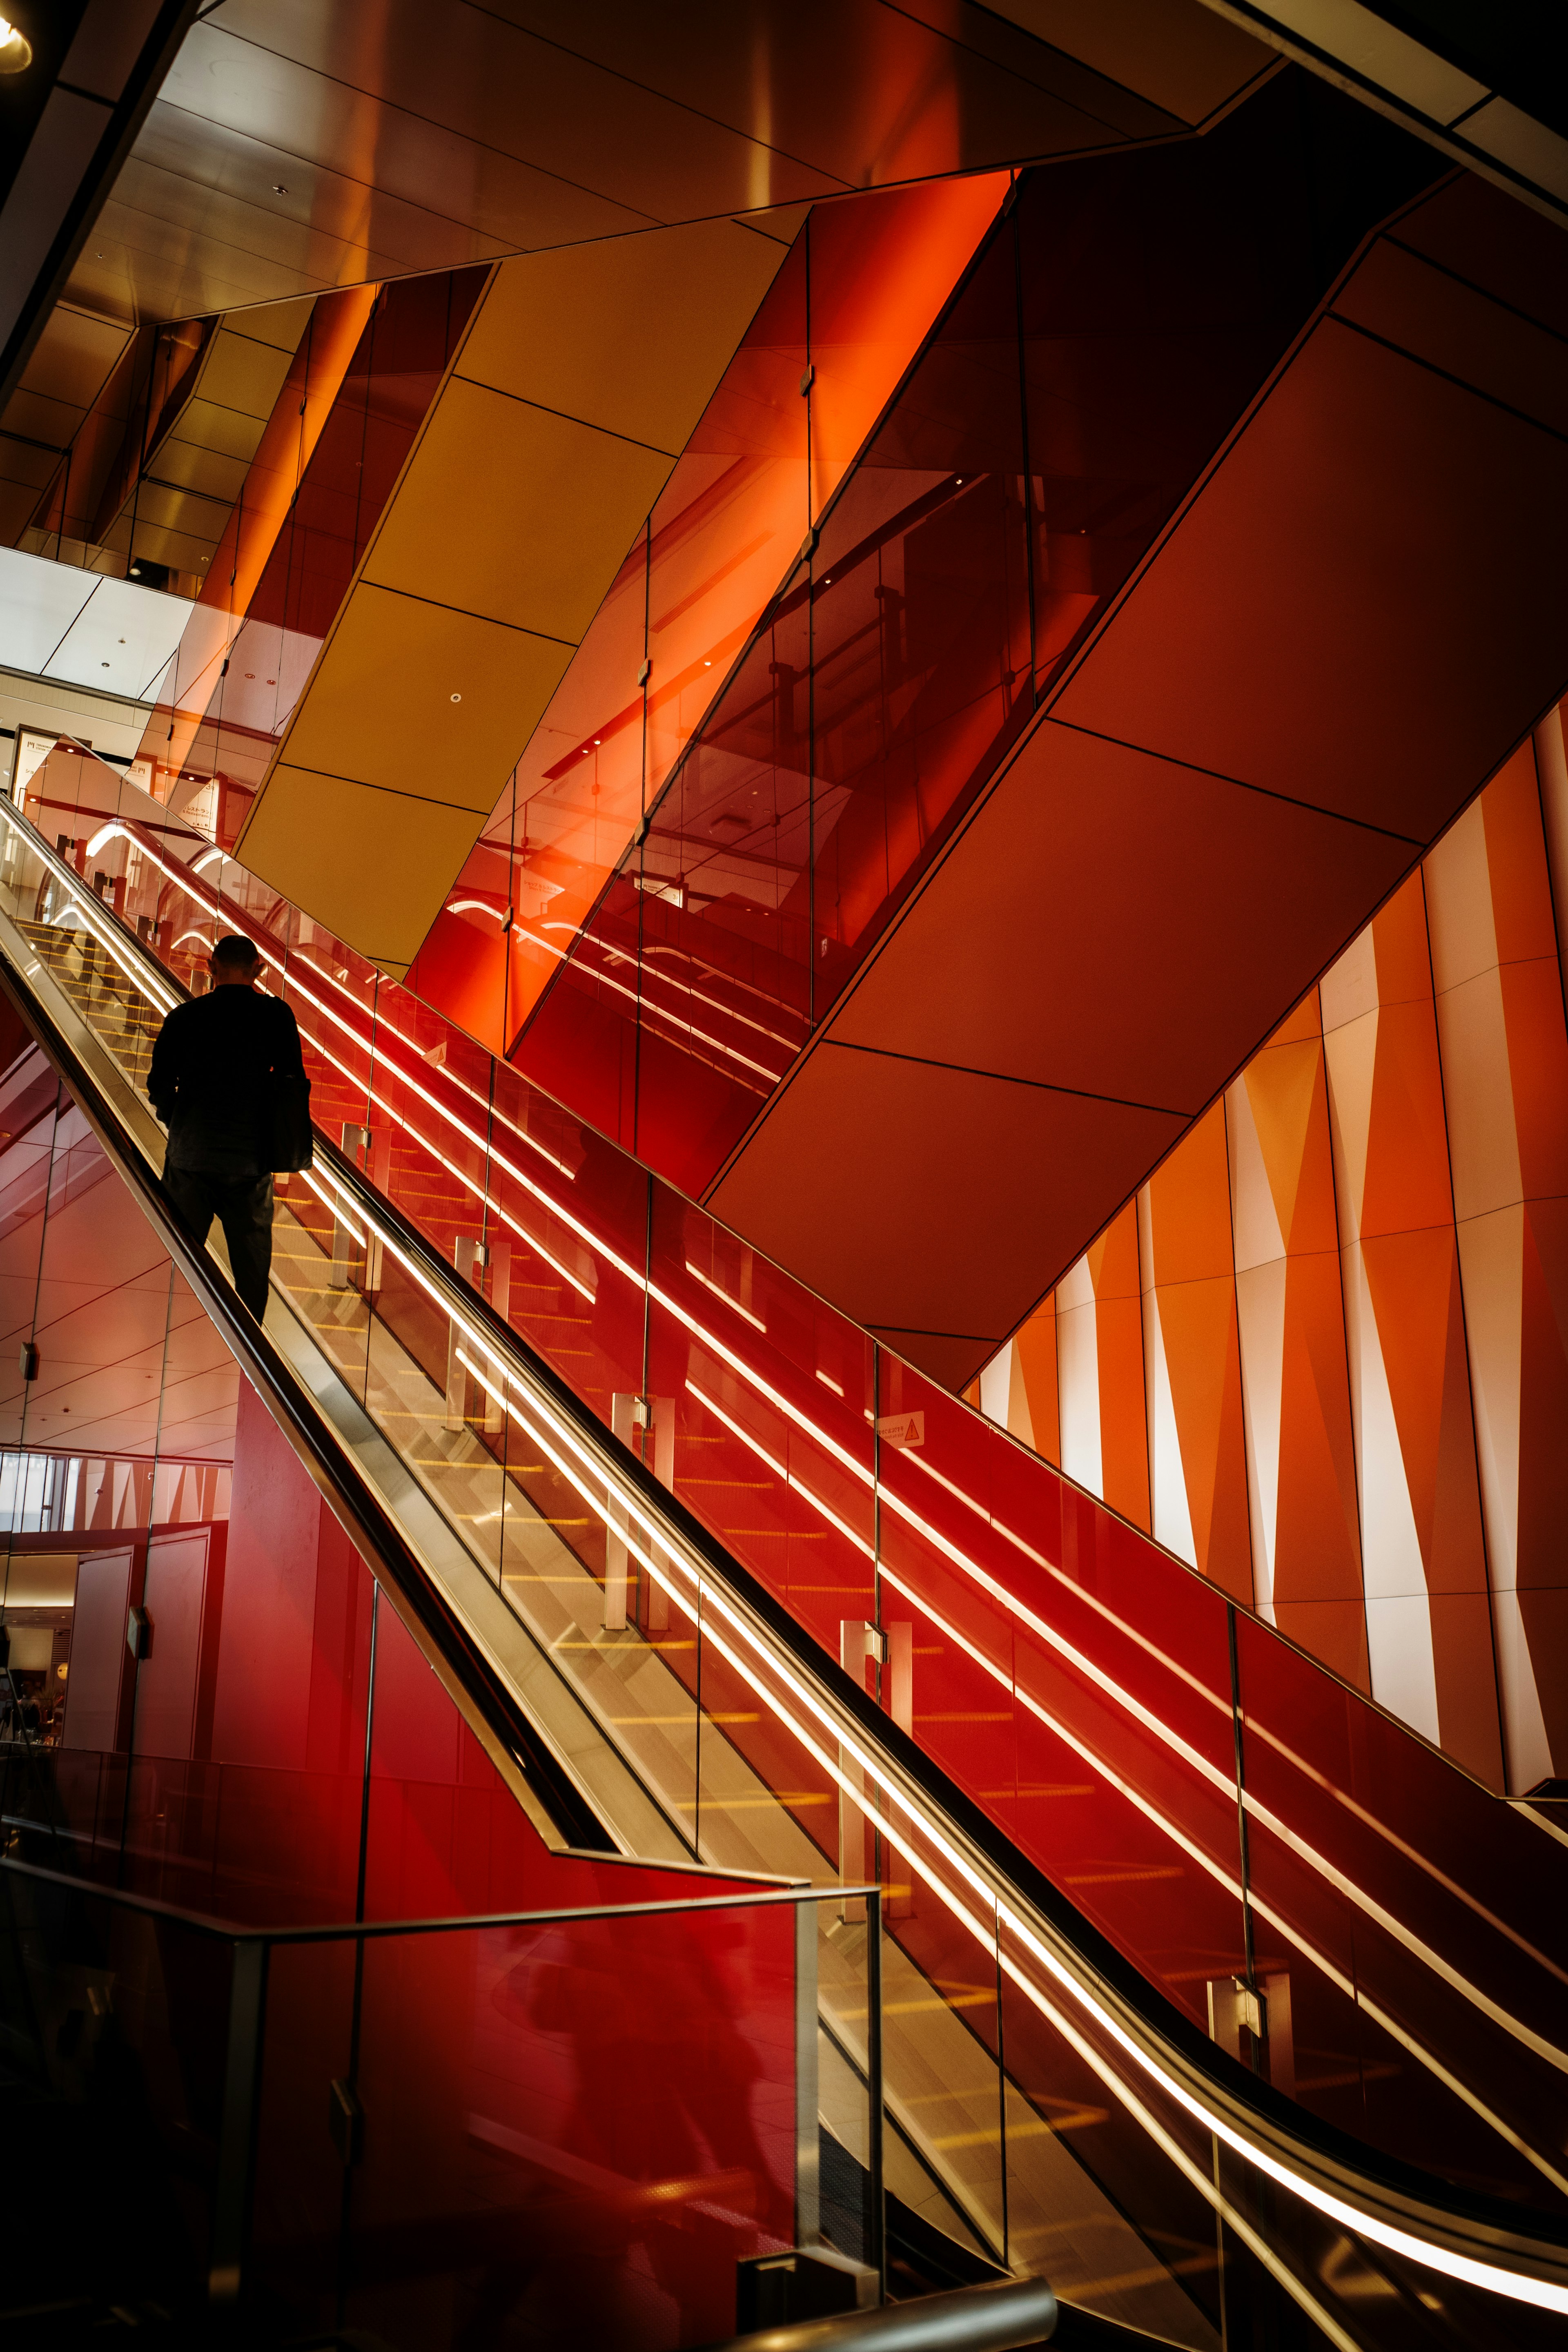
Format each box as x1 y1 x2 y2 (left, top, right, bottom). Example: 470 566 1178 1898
162 1165 274 1318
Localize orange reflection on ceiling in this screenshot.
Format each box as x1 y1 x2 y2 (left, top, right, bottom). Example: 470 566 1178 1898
407 176 1009 1057
137 285 379 798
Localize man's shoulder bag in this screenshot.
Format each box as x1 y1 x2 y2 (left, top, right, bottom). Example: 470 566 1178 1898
263 1067 314 1174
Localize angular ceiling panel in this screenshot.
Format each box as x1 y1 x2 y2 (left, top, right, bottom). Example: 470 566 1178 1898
708 1039 1189 1369
280 584 573 811
236 216 794 966
706 174 1568 1386
238 767 488 976
58 0 1245 336
361 381 673 642
825 723 1415 1113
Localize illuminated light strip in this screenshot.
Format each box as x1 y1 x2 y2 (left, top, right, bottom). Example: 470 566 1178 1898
595 957 796 1073
74 817 581 1187
618 944 805 1055
684 1264 766 1333
282 943 579 1186
996 1885 1568 2320
872 1563 1568 2202
299 1162 595 1340
686 1380 873 1561
937 1436 1568 1980
29 803 1568 2087
172 929 214 952
285 1029 594 1303
515 917 785 1087
56 894 180 1014
641 941 811 1038
886 1450 1568 2070
886 1471 1568 2080
905 1448 1568 1997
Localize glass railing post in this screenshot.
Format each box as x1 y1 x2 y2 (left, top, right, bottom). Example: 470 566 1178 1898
210 1932 270 2303
795 1892 821 2249
866 1885 886 2305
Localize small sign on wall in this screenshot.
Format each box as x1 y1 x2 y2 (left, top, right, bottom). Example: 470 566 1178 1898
875 1411 924 1448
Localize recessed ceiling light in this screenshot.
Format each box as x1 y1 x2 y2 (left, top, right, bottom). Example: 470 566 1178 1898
272 183 289 194
450 691 461 703
0 18 33 72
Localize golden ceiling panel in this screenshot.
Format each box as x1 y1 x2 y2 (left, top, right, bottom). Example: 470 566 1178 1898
94 300 316 583
0 306 134 554
363 382 674 642
457 220 799 453
165 10 837 225
237 766 485 977
282 584 575 814
237 215 791 968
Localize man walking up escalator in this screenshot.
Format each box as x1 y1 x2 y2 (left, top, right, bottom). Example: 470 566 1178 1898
149 933 309 1319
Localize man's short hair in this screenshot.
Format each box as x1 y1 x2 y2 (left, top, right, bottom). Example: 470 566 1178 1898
212 933 261 971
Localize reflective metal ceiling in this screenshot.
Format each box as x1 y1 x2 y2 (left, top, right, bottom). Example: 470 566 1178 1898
65 0 1272 328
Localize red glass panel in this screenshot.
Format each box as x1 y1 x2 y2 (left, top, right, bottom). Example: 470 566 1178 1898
338 1901 799 2344
806 174 1009 517
1236 1609 1568 2208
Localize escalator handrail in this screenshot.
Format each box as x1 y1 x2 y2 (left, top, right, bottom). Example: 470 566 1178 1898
699 2277 1058 2351
8 796 1568 2317
0 937 610 1857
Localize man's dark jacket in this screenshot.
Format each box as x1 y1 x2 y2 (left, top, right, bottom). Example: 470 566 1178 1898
148 987 305 1177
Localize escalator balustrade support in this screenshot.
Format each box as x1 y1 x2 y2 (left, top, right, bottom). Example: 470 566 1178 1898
706 2275 1057 2351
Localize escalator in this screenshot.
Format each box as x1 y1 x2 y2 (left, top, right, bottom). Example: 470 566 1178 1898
1 751 1567 2349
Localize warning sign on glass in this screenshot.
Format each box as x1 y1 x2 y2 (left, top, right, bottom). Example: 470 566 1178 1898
875 1411 924 1448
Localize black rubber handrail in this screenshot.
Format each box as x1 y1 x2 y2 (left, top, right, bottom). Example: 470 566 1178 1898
0 942 609 1854
699 2278 1057 2351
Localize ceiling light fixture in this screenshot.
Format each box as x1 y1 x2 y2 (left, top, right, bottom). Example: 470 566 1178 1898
272 183 288 194
0 17 33 71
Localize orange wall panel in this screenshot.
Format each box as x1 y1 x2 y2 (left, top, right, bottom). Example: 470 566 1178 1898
1138 1104 1252 1601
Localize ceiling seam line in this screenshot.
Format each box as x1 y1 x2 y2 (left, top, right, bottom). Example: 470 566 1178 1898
818 1038 1193 1119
